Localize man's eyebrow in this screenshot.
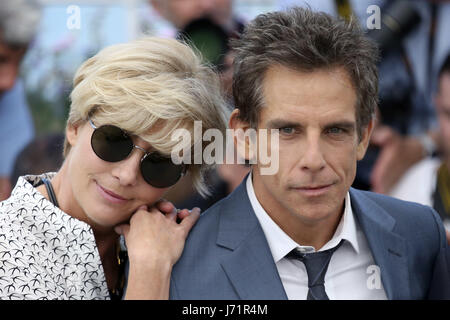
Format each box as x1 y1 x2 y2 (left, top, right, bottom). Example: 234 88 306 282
266 119 302 129
265 119 356 130
324 121 356 130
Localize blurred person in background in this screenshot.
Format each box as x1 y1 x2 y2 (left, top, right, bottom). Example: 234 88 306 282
390 54 450 232
0 37 229 299
150 0 239 32
0 0 41 200
10 133 65 187
278 0 450 195
149 0 249 210
149 0 244 101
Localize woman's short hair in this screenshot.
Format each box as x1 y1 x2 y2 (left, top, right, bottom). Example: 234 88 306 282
231 7 379 139
65 37 229 196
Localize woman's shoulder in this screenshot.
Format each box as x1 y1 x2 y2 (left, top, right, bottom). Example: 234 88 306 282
0 173 93 243
0 174 109 300
0 173 74 255
0 174 49 222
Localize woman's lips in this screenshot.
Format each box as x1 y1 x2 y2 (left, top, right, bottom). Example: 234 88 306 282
95 182 129 204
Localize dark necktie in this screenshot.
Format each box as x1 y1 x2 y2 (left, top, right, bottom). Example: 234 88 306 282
287 240 344 300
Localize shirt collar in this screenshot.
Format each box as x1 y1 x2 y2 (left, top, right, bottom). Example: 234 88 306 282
246 172 360 263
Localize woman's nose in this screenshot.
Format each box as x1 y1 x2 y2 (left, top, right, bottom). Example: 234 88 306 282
111 147 143 186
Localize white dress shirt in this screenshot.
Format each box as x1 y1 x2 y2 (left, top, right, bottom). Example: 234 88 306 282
246 173 387 300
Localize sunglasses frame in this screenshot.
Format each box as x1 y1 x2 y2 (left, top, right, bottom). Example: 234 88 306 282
88 118 186 188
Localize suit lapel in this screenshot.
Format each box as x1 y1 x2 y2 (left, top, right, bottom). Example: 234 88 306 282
216 181 288 300
350 188 411 299
215 182 412 299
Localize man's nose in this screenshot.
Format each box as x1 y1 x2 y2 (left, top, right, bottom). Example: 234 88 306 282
298 134 326 172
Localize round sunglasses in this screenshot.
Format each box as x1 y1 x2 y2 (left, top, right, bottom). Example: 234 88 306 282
89 119 186 188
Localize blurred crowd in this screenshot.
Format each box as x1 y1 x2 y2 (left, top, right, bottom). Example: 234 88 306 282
1 0 450 230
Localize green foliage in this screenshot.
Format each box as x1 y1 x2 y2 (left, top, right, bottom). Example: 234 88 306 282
26 87 70 135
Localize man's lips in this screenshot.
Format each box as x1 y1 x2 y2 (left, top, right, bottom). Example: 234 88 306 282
296 184 333 189
291 183 334 196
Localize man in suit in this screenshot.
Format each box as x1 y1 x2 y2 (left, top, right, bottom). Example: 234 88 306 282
169 7 449 299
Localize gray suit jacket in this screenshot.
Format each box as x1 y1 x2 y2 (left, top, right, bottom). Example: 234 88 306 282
169 181 449 299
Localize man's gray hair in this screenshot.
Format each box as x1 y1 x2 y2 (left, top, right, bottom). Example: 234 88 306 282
0 0 41 47
231 7 379 138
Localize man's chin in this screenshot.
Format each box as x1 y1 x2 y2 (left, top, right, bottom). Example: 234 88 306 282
286 196 342 219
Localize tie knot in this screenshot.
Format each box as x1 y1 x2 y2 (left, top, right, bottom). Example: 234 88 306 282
288 240 343 262
286 240 344 300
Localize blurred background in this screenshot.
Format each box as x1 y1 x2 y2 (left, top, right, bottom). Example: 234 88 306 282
20 0 278 135
2 0 450 230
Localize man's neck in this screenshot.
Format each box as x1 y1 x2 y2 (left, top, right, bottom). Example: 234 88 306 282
269 202 344 251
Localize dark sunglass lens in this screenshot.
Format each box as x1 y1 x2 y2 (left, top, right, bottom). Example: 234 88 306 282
91 125 133 162
140 153 184 188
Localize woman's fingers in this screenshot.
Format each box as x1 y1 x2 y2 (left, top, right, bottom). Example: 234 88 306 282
177 208 191 220
178 207 201 235
114 223 130 237
128 204 200 235
115 205 147 237
155 199 175 214
137 205 148 212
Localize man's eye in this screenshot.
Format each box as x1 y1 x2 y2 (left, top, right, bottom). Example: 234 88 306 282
280 127 295 134
327 127 344 135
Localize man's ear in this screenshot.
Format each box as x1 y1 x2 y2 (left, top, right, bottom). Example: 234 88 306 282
357 118 375 160
66 122 81 149
229 109 257 163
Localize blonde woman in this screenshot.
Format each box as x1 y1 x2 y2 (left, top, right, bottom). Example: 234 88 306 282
0 37 228 299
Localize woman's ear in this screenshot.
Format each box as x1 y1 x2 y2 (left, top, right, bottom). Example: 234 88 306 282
66 122 81 148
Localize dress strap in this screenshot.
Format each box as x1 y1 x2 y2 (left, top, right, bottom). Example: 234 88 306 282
42 177 59 208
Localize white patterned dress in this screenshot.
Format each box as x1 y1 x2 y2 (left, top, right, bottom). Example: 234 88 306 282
0 173 110 299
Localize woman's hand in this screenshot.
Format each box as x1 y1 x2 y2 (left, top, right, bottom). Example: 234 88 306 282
116 200 200 265
114 200 200 299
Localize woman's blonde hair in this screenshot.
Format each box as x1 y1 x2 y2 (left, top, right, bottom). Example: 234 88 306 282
65 37 229 196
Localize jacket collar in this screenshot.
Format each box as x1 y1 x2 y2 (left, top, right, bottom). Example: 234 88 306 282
216 180 288 299
349 188 410 299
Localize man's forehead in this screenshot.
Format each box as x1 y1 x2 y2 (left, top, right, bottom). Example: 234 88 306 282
259 65 357 117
